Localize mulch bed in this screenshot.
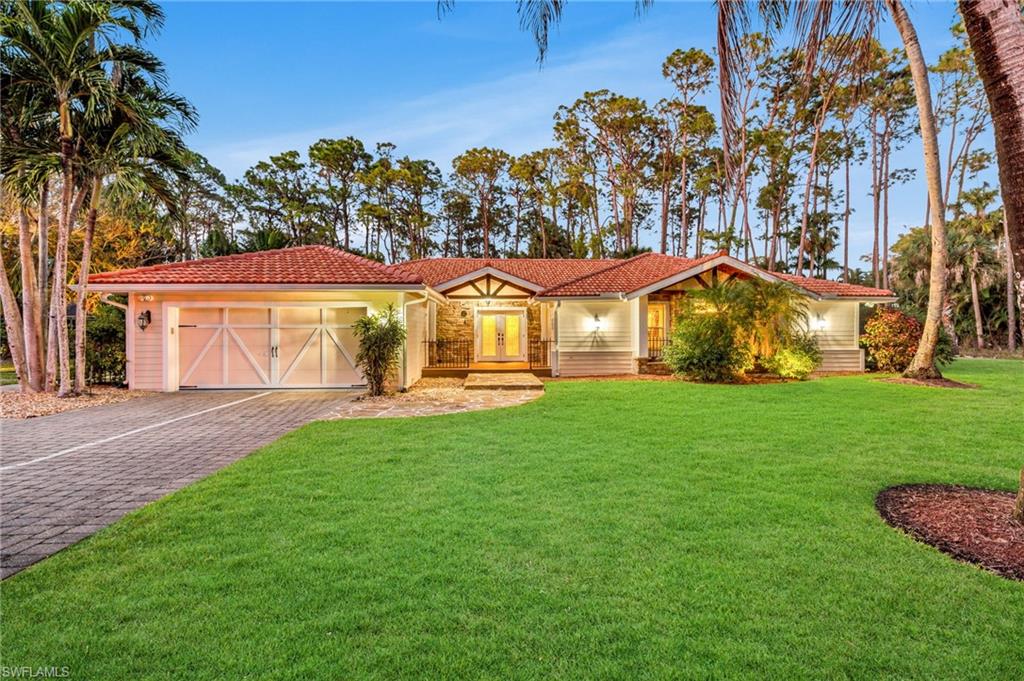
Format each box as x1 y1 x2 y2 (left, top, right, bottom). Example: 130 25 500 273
877 377 977 389
876 484 1024 581
0 386 152 419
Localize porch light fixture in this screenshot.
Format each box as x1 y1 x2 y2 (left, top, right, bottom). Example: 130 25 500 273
813 315 827 331
136 309 151 331
587 314 603 332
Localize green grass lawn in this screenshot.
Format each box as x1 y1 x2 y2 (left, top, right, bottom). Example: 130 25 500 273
0 362 16 385
2 359 1022 679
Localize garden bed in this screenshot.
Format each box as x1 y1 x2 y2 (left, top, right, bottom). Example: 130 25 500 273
0 386 151 419
876 484 1024 581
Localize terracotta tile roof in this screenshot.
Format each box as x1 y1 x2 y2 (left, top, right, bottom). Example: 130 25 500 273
538 251 895 298
538 252 724 297
390 257 619 289
88 245 423 286
773 273 895 298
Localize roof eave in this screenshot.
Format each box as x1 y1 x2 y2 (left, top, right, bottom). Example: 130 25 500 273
85 282 427 292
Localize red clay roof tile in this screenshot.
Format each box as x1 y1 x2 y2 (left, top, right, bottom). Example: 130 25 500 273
87 245 423 286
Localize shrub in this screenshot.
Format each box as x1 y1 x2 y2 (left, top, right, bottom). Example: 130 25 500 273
763 332 822 380
353 304 406 396
663 312 750 382
860 308 922 372
84 303 127 385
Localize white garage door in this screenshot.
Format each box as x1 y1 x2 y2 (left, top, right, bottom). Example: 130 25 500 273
178 306 366 389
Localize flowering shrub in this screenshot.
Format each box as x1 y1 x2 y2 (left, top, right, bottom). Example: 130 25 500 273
860 308 922 372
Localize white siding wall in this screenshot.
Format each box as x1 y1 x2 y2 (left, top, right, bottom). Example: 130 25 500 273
806 300 858 349
556 300 634 376
129 297 164 391
806 299 865 371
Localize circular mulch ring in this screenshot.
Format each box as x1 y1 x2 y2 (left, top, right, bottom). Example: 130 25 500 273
876 484 1024 581
876 377 977 389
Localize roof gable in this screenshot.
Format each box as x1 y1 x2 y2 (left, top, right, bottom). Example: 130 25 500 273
390 258 619 290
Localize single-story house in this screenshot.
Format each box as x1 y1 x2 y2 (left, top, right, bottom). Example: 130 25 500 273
87 245 896 391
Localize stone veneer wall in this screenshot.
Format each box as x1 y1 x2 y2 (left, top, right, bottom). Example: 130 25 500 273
435 300 544 341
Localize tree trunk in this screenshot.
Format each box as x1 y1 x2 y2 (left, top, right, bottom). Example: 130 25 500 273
49 176 85 395
889 0 948 380
1006 211 1019 351
680 142 689 258
0 241 31 390
75 176 101 393
970 253 985 349
482 195 491 258
883 135 891 288
37 180 49 370
843 145 851 282
18 207 41 391
872 113 880 286
1014 467 1024 524
959 0 1024 338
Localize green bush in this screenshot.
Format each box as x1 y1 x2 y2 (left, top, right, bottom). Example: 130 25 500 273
663 312 750 383
84 303 127 384
763 332 822 380
353 304 406 396
860 308 922 372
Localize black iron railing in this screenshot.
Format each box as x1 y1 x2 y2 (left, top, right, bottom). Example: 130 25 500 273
529 339 553 369
648 328 670 361
424 339 471 368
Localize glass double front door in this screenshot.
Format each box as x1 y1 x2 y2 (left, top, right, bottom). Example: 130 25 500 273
477 311 526 362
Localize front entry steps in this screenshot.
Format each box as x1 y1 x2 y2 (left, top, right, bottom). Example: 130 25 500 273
463 372 544 391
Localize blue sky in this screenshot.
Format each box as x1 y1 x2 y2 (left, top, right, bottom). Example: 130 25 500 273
154 1 986 261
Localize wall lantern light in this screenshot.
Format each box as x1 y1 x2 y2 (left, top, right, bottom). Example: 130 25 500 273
813 315 827 331
136 309 152 331
587 314 603 332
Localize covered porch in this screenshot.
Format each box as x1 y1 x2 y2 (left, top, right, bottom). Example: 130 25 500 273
419 270 556 377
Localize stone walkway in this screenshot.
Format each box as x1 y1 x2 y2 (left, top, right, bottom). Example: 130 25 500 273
0 390 355 579
464 372 544 390
329 377 543 419
330 389 541 419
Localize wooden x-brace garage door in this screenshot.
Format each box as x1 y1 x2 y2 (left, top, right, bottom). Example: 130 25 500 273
178 305 366 389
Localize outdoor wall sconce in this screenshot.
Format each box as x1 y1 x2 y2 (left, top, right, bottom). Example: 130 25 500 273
587 314 603 332
813 315 827 331
136 310 151 331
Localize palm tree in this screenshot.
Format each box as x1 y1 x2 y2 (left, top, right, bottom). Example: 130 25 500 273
1 0 166 394
73 65 195 391
957 0 1024 333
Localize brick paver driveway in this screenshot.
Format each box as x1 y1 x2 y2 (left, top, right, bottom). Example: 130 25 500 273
0 390 354 579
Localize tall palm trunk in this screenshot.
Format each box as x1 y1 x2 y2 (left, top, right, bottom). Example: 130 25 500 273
1006 210 1019 351
970 249 985 349
18 207 41 391
37 180 49 360
887 0 948 379
74 175 102 392
959 0 1024 338
0 243 30 390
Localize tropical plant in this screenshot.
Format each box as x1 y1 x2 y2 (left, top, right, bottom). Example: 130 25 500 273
353 304 406 397
762 332 822 379
737 279 810 359
663 284 751 382
1 0 175 395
